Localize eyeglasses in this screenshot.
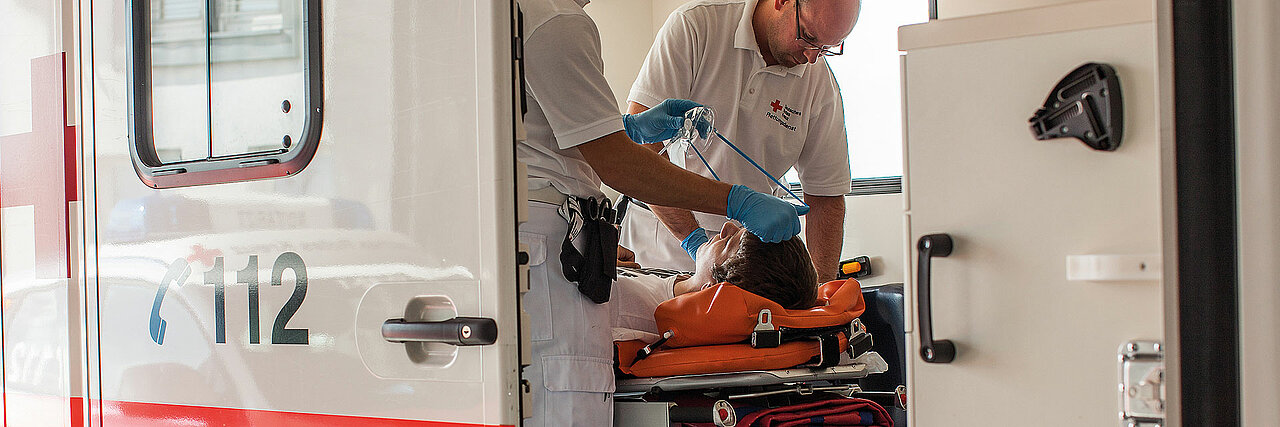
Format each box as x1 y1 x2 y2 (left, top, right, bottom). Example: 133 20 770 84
794 0 844 56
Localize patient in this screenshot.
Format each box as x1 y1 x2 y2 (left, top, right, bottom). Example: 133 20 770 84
612 221 819 342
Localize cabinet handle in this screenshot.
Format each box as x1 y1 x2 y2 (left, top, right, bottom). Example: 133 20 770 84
917 234 956 363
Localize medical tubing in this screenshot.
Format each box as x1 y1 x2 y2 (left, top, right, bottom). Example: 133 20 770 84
713 131 808 206
687 141 721 181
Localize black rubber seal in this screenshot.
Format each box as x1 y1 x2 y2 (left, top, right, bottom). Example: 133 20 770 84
1171 0 1240 424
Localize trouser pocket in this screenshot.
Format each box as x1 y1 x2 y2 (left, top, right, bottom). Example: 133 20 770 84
519 231 553 341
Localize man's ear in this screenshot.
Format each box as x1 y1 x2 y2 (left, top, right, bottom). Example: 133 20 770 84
773 0 789 12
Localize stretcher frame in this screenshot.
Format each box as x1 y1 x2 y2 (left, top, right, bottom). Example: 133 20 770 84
614 351 889 427
616 350 889 395
612 278 891 426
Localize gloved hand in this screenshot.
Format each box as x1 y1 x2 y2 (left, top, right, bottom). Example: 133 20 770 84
622 99 704 144
680 228 710 261
724 185 809 243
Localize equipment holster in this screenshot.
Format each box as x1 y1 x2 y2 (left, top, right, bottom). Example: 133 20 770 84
559 197 618 304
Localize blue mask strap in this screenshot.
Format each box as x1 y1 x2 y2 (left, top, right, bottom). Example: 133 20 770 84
713 131 809 206
686 141 721 181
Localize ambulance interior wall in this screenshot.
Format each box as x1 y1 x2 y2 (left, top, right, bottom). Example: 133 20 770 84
587 0 906 286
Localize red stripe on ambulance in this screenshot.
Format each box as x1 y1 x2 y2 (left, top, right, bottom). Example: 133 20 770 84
98 399 515 427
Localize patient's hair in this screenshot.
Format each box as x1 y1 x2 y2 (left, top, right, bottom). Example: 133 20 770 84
711 233 819 309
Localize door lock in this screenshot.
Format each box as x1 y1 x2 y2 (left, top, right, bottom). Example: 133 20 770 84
1118 340 1163 427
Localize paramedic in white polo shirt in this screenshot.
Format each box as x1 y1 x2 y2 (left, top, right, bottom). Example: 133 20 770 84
620 0 860 282
518 0 810 425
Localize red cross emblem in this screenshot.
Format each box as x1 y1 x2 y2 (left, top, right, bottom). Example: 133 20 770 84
0 53 78 279
770 99 783 112
186 244 224 266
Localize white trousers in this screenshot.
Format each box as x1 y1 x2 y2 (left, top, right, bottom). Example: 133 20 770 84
520 201 614 427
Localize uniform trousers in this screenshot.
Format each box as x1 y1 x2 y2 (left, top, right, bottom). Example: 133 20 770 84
519 200 615 426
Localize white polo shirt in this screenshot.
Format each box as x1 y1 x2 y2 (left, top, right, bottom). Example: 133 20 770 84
610 269 680 343
620 0 850 270
518 0 623 199
629 0 851 198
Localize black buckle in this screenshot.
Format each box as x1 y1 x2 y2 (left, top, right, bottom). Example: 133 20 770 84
813 332 842 368
750 309 781 348
634 330 673 362
848 329 874 358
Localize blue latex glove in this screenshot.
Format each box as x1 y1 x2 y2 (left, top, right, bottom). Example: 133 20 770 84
724 185 809 243
622 99 704 144
680 228 710 261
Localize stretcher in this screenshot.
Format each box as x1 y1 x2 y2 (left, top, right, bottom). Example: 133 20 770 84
613 279 898 426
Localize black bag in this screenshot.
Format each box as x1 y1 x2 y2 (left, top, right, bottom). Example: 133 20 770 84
559 197 618 304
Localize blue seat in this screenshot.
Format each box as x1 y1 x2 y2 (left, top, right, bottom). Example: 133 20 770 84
858 283 905 392
858 283 907 425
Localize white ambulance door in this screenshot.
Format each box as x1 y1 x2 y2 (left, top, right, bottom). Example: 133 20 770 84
0 38 84 427
900 2 1165 425
85 0 522 425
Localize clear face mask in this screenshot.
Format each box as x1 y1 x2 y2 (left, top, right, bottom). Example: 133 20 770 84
659 106 808 207
659 106 716 173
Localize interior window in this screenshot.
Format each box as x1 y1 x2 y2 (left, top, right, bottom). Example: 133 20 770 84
785 0 929 189
130 0 321 187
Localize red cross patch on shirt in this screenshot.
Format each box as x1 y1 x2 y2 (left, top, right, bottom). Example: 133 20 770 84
764 99 801 131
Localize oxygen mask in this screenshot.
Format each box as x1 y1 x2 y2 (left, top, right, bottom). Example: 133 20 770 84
673 106 715 151
660 107 717 176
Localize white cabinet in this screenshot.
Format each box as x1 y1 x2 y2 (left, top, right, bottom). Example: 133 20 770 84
900 1 1164 425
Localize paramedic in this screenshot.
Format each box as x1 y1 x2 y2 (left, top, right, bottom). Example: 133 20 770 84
519 0 809 425
620 0 861 282
613 221 819 340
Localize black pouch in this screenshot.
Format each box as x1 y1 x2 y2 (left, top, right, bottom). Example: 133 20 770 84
559 197 618 304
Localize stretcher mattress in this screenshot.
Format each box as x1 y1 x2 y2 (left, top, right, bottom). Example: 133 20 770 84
616 279 869 378
654 279 866 348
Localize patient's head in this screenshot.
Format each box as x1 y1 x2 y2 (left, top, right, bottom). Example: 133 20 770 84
696 222 819 309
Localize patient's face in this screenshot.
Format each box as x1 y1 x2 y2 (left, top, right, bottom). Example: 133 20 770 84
694 221 748 274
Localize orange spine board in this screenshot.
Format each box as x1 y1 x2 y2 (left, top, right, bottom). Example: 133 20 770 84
653 279 866 348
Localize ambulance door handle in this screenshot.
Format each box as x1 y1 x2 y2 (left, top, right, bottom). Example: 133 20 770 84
382 317 498 346
917 234 956 363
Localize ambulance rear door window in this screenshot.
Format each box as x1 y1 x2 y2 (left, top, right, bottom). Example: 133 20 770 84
129 0 322 188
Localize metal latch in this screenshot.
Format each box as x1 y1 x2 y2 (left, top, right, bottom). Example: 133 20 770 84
1118 340 1163 427
750 309 780 348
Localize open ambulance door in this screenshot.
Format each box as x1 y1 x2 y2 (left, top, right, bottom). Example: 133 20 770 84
1 0 85 423
900 1 1241 425
1 54 83 427
81 0 524 425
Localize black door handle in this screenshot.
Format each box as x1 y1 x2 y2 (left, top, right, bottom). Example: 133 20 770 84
917 234 955 363
382 317 498 346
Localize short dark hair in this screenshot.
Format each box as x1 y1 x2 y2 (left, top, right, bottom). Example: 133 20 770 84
711 233 819 309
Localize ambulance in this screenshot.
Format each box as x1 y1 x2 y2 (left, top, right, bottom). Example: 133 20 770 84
0 0 1274 425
